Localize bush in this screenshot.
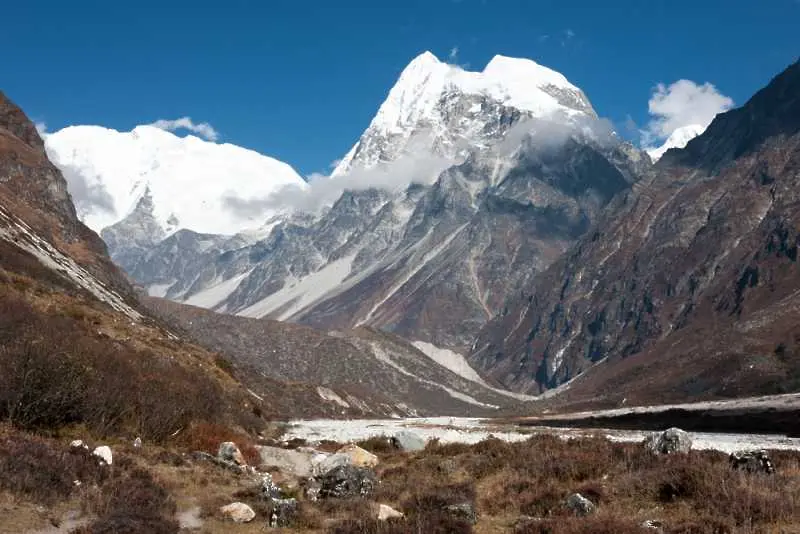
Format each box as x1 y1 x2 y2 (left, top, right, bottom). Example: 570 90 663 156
178 422 261 465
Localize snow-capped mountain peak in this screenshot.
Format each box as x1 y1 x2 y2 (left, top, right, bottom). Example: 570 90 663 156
333 51 595 176
45 125 307 236
646 123 706 162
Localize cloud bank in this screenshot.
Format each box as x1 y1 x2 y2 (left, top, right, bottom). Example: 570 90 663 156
642 79 733 146
148 117 220 142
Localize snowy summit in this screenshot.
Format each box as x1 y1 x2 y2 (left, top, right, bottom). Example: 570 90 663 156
333 51 596 175
44 125 306 236
646 124 706 162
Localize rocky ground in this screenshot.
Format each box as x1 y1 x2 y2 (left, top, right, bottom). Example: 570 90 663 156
3 422 800 534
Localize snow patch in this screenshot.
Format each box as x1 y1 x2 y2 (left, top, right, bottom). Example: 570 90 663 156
238 254 356 320
184 270 253 309
317 387 350 408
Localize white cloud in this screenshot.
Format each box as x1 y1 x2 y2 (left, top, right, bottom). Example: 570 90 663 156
449 46 459 62
223 130 456 215
148 117 220 142
642 79 733 146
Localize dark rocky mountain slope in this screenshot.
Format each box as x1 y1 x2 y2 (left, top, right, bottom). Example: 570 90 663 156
471 61 800 406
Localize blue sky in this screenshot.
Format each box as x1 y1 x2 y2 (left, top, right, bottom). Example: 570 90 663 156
2 0 798 175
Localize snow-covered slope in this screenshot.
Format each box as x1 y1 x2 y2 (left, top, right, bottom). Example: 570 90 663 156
333 51 595 175
646 124 705 162
44 125 306 236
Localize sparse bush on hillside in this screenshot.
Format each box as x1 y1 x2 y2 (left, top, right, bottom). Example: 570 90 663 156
0 294 234 442
178 422 261 465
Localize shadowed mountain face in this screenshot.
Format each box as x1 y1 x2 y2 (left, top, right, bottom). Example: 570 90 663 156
471 61 800 404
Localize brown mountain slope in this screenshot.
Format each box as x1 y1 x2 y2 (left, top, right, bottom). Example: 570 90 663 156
0 92 347 439
471 60 800 406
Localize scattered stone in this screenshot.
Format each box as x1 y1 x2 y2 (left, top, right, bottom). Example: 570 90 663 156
92 445 113 466
268 498 298 528
443 503 477 524
644 428 692 455
392 430 426 452
642 519 665 531
218 442 246 466
336 444 379 468
133 437 142 448
514 516 542 532
261 473 282 499
220 502 255 523
377 504 404 521
566 493 596 516
70 440 88 449
729 449 776 474
317 465 376 499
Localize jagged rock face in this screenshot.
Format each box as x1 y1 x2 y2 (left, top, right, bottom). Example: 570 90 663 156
0 92 130 295
470 61 800 401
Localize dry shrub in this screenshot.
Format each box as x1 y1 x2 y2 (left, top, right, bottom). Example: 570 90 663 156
516 515 649 534
76 467 178 534
357 435 398 455
0 294 231 442
178 422 261 465
0 429 107 505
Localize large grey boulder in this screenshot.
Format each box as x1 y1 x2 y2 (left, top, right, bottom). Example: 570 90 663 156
644 428 692 455
312 452 354 477
392 430 426 452
257 445 315 477
566 493 596 516
318 465 376 499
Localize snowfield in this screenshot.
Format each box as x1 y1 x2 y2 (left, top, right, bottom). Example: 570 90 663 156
282 417 800 454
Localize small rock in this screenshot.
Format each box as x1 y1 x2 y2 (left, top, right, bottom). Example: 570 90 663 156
133 437 142 448
317 465 376 499
218 442 246 466
443 503 477 524
644 428 692 455
642 519 665 531
70 440 88 449
268 498 298 528
220 502 255 523
261 473 282 499
566 493 595 517
92 446 113 466
729 449 776 474
392 430 426 452
336 444 379 468
377 503 404 521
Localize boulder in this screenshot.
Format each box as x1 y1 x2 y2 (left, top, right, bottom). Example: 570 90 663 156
268 498 298 528
336 444 379 468
377 504 404 520
218 442 246 466
312 452 353 477
443 503 477 524
220 502 255 523
133 437 142 448
729 450 775 474
392 430 426 452
644 428 692 455
92 446 113 466
318 465 376 499
566 493 595 517
70 439 88 449
257 445 315 477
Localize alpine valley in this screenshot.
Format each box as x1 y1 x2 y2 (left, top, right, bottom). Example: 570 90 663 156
40 52 800 411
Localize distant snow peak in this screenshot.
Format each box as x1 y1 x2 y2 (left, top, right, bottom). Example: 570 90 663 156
45 124 306 236
333 51 595 177
646 123 706 162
